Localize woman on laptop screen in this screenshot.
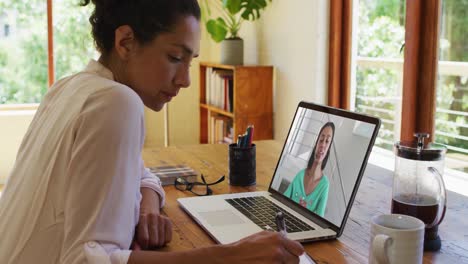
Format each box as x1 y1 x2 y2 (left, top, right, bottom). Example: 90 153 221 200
284 122 335 216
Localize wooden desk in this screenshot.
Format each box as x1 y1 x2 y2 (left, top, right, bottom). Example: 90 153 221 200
143 140 468 263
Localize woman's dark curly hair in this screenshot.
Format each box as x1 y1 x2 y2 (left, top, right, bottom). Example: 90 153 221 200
80 0 200 54
307 122 335 171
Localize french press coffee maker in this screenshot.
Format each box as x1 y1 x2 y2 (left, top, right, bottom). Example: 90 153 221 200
392 133 447 251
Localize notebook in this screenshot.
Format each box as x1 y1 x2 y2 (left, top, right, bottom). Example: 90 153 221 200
178 101 380 247
149 165 197 186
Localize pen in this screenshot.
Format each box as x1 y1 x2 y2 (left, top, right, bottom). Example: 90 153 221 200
275 211 287 237
276 212 317 264
241 132 248 147
248 125 254 147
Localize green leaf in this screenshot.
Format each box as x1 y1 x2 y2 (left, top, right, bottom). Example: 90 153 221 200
240 0 270 21
206 18 229 42
223 0 242 15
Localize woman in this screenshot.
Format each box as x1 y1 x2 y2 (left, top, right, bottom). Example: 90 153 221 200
284 122 335 217
0 1 303 263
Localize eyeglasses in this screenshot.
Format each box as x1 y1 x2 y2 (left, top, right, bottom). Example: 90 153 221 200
174 174 225 196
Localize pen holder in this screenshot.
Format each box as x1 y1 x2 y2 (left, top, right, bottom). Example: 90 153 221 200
228 143 256 186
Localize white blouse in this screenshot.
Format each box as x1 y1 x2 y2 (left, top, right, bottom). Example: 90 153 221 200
0 60 165 264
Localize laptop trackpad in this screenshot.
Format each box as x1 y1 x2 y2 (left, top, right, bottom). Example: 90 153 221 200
199 210 246 226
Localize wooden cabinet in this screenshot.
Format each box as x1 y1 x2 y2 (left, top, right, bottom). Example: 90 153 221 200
199 62 273 144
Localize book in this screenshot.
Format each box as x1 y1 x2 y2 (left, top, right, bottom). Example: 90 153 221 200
149 165 198 186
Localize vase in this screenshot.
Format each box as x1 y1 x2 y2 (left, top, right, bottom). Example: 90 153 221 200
220 38 243 65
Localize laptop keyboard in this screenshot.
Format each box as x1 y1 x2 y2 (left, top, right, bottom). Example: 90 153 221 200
225 196 315 233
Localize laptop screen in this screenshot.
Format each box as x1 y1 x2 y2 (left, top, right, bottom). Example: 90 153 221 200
270 102 379 227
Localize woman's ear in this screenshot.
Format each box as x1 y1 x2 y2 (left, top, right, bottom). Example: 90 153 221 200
114 25 136 60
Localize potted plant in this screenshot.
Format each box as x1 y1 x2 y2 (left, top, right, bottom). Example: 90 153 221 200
201 0 272 65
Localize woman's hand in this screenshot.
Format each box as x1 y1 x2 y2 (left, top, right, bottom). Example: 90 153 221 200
299 197 307 208
129 230 304 264
226 231 304 264
132 188 173 250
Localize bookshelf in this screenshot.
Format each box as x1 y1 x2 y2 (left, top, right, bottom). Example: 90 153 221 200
199 62 273 144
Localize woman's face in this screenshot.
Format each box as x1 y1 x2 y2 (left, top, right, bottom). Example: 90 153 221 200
123 15 201 111
314 126 333 162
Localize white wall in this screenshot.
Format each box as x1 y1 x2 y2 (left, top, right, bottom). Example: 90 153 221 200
243 0 330 140
0 110 35 182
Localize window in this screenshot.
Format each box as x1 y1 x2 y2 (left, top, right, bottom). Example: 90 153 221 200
436 0 468 172
53 1 95 83
329 0 468 173
0 0 94 105
352 0 406 150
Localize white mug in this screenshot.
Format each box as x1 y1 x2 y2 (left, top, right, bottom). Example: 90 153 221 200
369 214 425 264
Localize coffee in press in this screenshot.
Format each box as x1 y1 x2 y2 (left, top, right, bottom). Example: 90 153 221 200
392 133 447 251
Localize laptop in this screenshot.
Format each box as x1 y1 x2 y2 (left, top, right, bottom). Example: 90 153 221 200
178 101 381 245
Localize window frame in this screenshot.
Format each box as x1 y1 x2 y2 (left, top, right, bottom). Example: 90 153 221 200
400 0 441 142
328 0 353 110
47 0 54 87
328 0 442 144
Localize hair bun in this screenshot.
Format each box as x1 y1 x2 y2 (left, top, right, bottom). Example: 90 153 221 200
80 0 93 7
82 0 200 53
80 0 108 7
